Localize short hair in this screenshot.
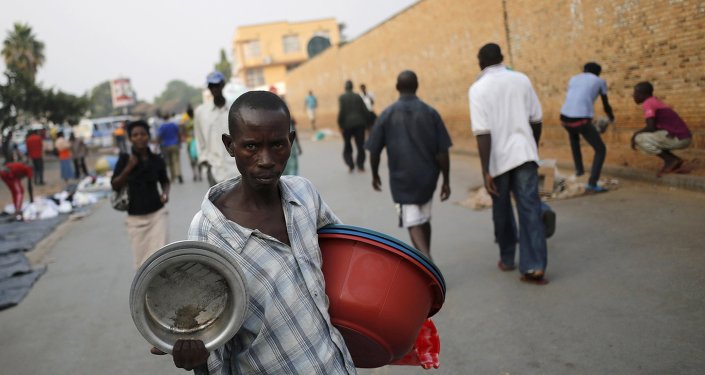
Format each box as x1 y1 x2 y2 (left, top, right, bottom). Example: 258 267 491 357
228 91 291 135
127 120 150 137
478 43 503 63
584 62 602 75
396 70 419 93
634 81 654 96
344 80 353 90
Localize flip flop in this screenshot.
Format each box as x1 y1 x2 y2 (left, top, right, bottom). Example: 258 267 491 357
657 160 684 177
520 272 549 285
673 163 692 174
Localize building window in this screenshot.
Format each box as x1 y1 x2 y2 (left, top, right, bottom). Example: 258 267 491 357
282 34 300 54
244 40 260 58
246 68 265 87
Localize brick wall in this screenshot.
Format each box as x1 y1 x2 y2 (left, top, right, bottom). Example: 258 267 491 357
286 0 705 150
285 0 507 146
506 0 705 148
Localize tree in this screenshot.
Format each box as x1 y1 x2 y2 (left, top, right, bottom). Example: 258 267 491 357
0 71 44 130
42 88 89 125
88 81 114 117
2 23 45 82
154 80 202 114
215 48 232 82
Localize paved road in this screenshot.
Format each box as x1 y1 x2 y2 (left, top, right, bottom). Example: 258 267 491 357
1 135 704 374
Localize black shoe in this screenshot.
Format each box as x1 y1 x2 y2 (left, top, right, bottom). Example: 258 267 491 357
178 176 183 184
543 208 556 239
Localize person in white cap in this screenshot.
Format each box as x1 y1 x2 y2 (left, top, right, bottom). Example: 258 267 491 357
194 71 237 186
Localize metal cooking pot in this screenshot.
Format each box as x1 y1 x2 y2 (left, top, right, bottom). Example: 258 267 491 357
130 240 248 355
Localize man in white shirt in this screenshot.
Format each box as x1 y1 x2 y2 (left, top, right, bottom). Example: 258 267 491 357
468 43 549 285
195 71 237 186
360 84 376 134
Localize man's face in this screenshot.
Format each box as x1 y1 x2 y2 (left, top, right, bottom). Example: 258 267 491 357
633 88 646 104
222 108 293 190
208 82 225 98
129 126 150 150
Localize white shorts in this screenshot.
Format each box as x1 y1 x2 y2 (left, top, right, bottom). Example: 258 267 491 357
396 200 432 228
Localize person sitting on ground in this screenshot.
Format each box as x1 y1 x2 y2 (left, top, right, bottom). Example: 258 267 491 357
631 81 692 177
559 62 615 193
0 161 34 221
162 91 356 373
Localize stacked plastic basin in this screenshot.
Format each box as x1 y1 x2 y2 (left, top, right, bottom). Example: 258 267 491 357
318 224 446 368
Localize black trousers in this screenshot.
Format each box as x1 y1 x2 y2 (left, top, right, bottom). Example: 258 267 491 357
31 157 44 184
563 122 606 186
342 127 366 170
73 157 89 179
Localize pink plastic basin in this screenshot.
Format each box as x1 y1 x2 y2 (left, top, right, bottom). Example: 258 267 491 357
319 233 445 368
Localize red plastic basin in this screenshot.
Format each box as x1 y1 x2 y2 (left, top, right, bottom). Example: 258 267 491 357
320 233 445 368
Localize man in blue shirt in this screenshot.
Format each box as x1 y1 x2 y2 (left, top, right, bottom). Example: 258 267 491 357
157 114 183 184
305 90 318 130
559 62 615 192
366 71 452 260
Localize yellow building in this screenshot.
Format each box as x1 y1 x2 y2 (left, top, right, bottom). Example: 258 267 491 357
232 18 340 92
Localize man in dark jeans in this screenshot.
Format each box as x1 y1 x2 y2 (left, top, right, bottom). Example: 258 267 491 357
469 43 549 285
559 62 615 193
337 80 369 172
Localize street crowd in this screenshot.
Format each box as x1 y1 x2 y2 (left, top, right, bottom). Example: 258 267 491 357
0 40 694 374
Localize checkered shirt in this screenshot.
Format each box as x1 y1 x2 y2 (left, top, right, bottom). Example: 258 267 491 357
188 175 357 375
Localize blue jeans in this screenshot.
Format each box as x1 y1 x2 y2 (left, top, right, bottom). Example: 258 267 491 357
491 162 548 273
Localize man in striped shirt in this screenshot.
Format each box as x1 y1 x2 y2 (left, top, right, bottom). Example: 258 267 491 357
170 91 356 374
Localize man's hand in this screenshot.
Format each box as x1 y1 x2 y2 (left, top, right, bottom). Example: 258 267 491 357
160 193 169 204
440 182 450 201
172 339 209 371
372 174 382 191
484 172 498 197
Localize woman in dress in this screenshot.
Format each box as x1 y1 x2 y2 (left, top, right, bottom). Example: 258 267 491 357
111 120 170 269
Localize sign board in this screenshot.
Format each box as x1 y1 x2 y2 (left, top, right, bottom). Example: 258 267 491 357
110 78 136 108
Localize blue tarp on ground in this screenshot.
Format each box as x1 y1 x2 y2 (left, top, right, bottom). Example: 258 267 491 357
0 215 68 255
0 215 67 310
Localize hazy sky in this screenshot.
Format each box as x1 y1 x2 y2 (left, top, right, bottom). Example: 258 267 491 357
1 0 417 101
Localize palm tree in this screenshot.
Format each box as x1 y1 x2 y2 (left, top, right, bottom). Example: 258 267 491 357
2 22 45 82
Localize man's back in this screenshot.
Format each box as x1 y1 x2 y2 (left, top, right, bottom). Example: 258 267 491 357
25 134 43 159
367 95 452 204
158 122 180 147
306 94 317 109
560 72 607 118
642 96 692 139
338 91 368 129
469 65 542 177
